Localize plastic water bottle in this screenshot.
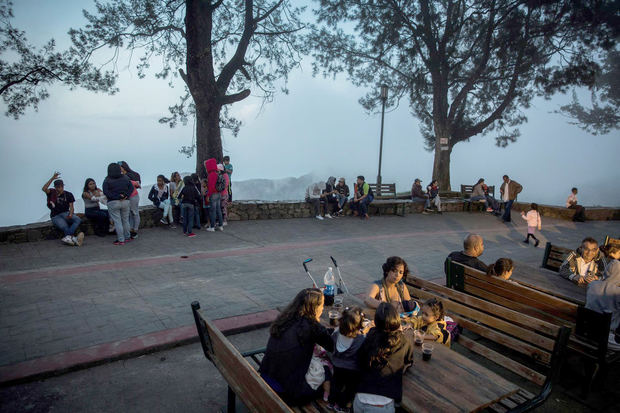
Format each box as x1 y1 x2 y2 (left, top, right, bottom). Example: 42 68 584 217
323 267 335 305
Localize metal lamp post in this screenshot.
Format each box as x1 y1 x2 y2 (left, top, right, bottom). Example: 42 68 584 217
376 84 388 196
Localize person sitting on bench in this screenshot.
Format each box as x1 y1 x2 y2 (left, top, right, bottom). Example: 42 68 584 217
365 256 417 313
42 172 84 246
411 178 427 202
559 237 608 286
259 288 334 406
350 176 373 219
306 181 328 220
447 234 488 272
487 258 514 280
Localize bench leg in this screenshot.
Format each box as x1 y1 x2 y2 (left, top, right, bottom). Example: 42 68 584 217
581 359 599 398
227 386 236 413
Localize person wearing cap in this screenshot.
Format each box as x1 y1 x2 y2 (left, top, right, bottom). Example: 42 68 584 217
410 179 426 203
42 172 84 246
334 178 350 216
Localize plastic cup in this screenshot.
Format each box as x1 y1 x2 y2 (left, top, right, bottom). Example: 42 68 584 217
422 343 434 361
328 310 340 327
414 330 424 346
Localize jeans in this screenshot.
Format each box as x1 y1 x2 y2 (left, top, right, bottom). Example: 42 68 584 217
85 207 109 235
209 193 224 228
425 195 441 211
336 194 348 209
108 200 131 242
502 199 514 222
351 195 373 216
181 203 195 234
469 195 488 209
158 199 173 223
194 206 202 229
486 195 500 212
51 212 81 236
129 194 140 231
353 394 395 413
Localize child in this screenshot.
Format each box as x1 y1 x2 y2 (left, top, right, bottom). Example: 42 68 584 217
329 307 369 412
521 203 542 247
407 298 451 347
178 175 200 237
487 258 514 280
355 303 413 413
305 345 333 403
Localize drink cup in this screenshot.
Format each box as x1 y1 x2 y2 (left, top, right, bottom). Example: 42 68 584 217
362 318 371 329
329 310 340 327
414 330 424 346
422 343 434 361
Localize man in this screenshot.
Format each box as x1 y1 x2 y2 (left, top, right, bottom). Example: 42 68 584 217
334 177 350 216
350 175 373 219
566 187 586 222
411 179 426 202
305 181 328 220
559 237 608 286
499 175 522 222
446 234 488 272
42 172 84 246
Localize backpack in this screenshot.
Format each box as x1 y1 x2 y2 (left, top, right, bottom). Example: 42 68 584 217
215 174 226 192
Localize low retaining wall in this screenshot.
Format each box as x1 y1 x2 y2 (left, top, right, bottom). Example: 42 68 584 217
1 199 617 244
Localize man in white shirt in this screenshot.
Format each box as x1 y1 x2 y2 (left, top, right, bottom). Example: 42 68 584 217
559 237 608 285
499 175 522 222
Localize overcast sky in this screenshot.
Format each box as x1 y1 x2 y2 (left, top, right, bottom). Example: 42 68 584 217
0 0 618 227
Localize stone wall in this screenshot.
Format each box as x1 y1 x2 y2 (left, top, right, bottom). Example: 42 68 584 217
1 199 618 244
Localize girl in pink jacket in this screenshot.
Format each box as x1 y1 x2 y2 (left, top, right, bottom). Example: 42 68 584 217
521 203 542 247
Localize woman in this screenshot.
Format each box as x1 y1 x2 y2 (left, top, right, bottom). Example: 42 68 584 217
169 171 183 224
487 258 514 280
103 163 134 245
82 178 111 236
119 161 141 238
354 302 414 413
259 288 334 405
218 164 230 225
471 178 494 212
148 175 174 226
365 256 415 313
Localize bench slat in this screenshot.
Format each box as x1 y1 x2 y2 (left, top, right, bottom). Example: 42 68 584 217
458 336 546 387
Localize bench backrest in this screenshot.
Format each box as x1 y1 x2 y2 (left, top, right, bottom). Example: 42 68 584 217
460 184 495 198
541 242 573 272
405 276 571 389
445 259 579 326
369 183 396 197
604 236 620 247
191 302 293 413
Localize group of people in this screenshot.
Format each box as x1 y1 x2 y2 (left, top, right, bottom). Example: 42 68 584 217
43 157 234 246
260 256 453 413
447 233 620 349
306 176 374 220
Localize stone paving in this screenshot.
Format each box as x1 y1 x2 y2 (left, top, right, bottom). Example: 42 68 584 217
1 212 618 368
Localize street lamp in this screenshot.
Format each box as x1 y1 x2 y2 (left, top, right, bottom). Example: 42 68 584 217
376 84 388 196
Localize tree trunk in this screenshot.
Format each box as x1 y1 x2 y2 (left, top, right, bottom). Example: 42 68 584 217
195 104 223 177
432 142 452 191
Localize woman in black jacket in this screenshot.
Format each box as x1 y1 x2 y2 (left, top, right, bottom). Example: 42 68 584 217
260 288 333 405
103 163 134 245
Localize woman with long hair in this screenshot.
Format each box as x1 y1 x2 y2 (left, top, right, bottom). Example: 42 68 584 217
148 174 174 226
82 178 111 236
365 256 415 313
119 161 141 239
354 302 413 413
169 171 183 225
103 163 133 245
259 288 334 405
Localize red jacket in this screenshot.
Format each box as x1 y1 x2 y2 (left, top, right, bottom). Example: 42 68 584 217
204 158 219 197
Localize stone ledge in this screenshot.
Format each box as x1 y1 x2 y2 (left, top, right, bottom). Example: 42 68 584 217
512 202 620 221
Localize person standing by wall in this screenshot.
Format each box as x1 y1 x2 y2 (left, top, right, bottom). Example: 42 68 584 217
103 163 133 245
119 161 141 239
499 175 522 223
223 156 233 202
205 158 224 231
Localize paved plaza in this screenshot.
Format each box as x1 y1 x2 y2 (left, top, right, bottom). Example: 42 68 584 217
1 213 618 370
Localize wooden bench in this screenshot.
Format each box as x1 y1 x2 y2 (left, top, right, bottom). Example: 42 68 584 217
461 184 495 212
368 183 409 216
405 276 572 412
541 242 573 272
445 259 619 397
192 301 335 413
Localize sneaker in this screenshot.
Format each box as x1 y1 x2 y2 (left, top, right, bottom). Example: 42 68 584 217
187 233 196 237
315 215 324 220
206 227 215 232
222 221 228 226
113 240 124 246
325 214 333 219
217 226 224 231
160 218 168 225
61 235 75 246
608 333 620 351
422 210 430 215
74 232 85 247
130 233 138 239
338 209 344 215
486 207 494 212
124 237 133 243
535 240 540 247
523 239 529 244
169 224 177 229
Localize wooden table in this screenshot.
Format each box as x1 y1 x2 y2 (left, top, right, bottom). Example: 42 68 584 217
323 295 520 412
510 260 586 305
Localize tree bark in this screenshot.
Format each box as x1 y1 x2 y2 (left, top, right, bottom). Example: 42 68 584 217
432 140 452 191
195 104 223 177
